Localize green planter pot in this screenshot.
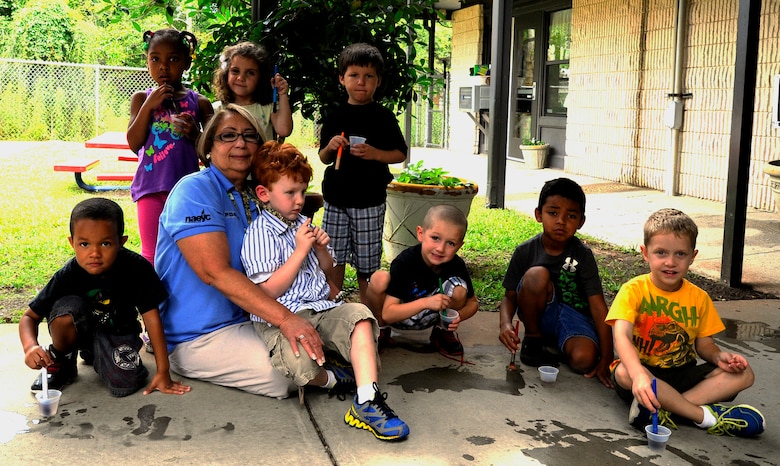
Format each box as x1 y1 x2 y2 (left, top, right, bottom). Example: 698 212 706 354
519 144 549 169
383 178 479 262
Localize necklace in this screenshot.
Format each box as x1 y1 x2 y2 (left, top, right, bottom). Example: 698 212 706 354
228 188 257 230
263 203 297 228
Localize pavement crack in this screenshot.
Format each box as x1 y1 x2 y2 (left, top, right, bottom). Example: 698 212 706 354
303 396 338 466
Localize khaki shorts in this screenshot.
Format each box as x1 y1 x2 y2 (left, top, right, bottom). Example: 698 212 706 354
254 303 378 386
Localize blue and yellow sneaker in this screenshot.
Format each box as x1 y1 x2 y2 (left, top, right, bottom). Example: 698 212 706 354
628 397 678 430
706 404 765 437
324 363 356 401
345 383 410 441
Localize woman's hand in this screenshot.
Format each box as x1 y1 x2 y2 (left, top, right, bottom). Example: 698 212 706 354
279 313 325 365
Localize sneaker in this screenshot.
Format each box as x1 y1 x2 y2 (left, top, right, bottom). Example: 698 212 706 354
628 398 678 430
344 383 410 441
378 326 396 354
519 336 559 367
141 330 154 354
31 345 77 391
430 325 464 356
705 403 765 437
324 363 356 401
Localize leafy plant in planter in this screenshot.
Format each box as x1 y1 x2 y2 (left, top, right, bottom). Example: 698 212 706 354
384 161 479 260
519 136 549 169
395 160 474 188
521 137 547 146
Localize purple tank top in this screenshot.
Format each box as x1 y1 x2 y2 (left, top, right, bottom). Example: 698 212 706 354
130 89 202 201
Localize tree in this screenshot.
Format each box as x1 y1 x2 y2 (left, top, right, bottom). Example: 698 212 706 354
102 0 444 122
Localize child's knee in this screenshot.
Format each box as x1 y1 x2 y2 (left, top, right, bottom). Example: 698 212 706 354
519 267 552 294
565 338 598 373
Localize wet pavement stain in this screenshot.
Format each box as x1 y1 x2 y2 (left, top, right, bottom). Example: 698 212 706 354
63 422 94 440
131 404 172 439
513 419 714 465
720 318 780 352
466 435 495 445
389 366 524 396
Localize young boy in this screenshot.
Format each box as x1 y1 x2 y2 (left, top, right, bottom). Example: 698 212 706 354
498 178 613 387
606 208 764 436
318 42 408 305
19 198 190 397
366 204 479 357
240 141 409 442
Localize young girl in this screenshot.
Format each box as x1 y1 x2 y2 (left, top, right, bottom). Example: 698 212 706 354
127 28 214 265
212 42 293 143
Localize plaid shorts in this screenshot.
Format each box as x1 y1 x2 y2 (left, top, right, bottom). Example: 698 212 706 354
321 202 385 274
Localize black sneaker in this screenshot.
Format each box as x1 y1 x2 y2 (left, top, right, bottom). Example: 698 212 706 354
378 326 396 354
430 325 464 356
325 363 356 401
519 337 559 367
31 345 77 391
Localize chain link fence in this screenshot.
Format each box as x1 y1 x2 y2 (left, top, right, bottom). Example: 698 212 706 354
0 58 155 142
0 58 447 148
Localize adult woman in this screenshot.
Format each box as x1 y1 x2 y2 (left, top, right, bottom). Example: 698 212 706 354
155 104 324 397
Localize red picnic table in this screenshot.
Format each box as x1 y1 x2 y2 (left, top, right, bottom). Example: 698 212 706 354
53 132 136 192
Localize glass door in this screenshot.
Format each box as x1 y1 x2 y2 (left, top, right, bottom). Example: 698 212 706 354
508 13 542 161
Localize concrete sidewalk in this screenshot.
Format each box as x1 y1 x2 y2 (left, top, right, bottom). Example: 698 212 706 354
407 147 780 297
1 300 778 465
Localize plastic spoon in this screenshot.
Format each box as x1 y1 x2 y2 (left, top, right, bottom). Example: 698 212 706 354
41 366 48 399
272 64 278 112
651 378 658 433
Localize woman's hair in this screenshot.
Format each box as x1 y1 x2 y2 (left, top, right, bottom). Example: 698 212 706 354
252 141 312 188
213 42 274 105
142 29 197 64
198 103 264 167
70 198 125 238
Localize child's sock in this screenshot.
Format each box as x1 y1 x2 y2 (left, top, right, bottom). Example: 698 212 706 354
695 405 717 428
320 370 337 389
356 383 377 404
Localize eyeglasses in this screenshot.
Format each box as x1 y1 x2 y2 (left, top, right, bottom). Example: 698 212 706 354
213 131 262 144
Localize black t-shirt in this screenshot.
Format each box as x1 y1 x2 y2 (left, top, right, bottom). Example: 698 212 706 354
29 248 168 334
502 233 603 316
386 244 475 302
319 102 408 208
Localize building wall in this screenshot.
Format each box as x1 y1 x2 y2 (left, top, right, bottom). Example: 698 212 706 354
566 0 778 211
447 1 778 211
449 4 486 154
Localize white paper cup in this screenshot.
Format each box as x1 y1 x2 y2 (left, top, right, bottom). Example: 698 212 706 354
349 136 366 146
645 424 671 451
538 365 559 383
36 389 62 417
440 309 459 326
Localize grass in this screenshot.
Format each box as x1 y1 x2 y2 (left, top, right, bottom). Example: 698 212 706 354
0 139 648 323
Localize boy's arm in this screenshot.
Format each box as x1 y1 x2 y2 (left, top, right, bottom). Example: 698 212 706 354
381 293 450 325
498 290 520 352
613 319 657 410
19 308 52 369
256 234 312 299
350 146 406 165
695 335 750 373
586 294 614 388
141 309 191 395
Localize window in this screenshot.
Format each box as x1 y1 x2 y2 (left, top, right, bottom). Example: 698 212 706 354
544 9 571 116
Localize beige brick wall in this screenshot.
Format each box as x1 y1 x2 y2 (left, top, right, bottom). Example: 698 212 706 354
566 0 779 211
449 4 485 154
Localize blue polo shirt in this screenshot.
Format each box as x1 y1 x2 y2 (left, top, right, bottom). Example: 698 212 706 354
156 167 259 350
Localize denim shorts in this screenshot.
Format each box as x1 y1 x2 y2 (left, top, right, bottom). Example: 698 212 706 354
538 293 599 353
